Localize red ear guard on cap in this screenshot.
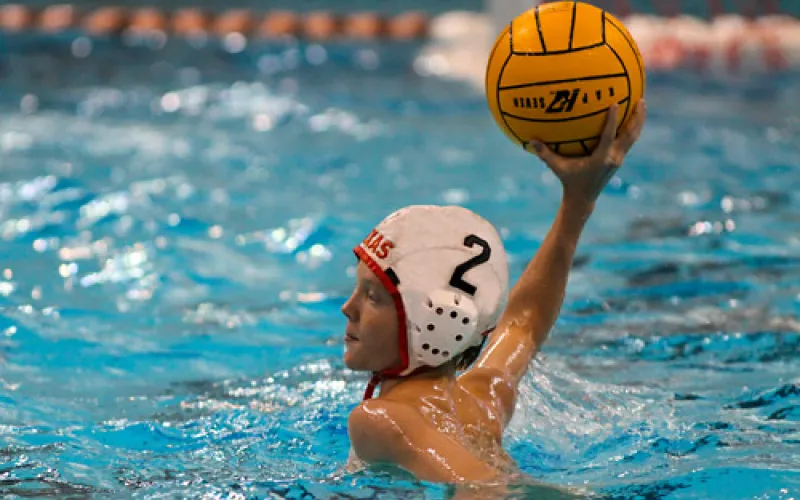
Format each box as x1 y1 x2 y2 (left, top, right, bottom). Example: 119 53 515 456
353 247 409 399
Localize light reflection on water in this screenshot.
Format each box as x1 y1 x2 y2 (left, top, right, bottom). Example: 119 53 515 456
0 40 798 499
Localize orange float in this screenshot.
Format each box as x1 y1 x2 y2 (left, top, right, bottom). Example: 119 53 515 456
259 10 300 38
303 11 339 40
343 12 385 39
172 8 209 37
212 9 253 37
40 4 77 33
387 11 428 40
82 6 127 35
0 4 34 32
128 7 167 33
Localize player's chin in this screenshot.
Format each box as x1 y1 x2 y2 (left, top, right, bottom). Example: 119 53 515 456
343 347 368 371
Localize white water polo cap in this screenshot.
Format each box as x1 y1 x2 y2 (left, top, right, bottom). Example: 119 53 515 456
354 205 509 382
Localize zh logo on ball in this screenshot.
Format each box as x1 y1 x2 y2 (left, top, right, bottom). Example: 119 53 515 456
513 87 616 114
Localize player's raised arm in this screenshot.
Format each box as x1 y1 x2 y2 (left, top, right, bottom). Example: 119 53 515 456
471 101 647 415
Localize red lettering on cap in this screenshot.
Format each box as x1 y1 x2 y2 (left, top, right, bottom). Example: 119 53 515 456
362 228 394 260
376 240 394 259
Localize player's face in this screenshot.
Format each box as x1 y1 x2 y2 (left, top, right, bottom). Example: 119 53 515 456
341 262 402 372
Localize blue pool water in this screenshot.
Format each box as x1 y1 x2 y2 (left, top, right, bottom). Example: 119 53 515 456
0 35 799 499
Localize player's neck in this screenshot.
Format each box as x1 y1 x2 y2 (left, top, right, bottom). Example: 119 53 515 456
378 364 456 398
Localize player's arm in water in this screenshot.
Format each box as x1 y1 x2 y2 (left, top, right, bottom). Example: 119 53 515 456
463 101 647 425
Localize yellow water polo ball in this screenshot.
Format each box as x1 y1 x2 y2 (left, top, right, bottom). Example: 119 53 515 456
485 1 646 157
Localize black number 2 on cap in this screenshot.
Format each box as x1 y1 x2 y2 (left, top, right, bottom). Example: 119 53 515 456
449 235 491 296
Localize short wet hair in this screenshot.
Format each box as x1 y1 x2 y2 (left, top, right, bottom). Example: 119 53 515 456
453 335 487 371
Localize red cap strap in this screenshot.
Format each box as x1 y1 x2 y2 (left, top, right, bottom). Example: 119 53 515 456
363 373 381 400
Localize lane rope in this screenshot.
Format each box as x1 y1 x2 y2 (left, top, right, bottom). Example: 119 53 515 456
0 4 430 40
1 3 798 74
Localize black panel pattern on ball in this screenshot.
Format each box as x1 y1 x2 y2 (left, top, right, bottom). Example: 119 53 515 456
485 24 508 102
501 95 630 124
534 6 547 54
499 73 626 92
545 133 603 153
602 11 633 133
512 40 607 56
567 1 577 51
601 8 607 44
607 18 644 89
510 4 605 56
498 24 526 148
500 5 638 152
607 15 644 128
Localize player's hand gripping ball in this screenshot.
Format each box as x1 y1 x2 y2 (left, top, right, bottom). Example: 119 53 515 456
485 1 646 157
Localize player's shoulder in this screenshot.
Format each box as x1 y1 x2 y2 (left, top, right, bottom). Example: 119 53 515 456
349 399 420 435
458 366 517 425
348 399 422 463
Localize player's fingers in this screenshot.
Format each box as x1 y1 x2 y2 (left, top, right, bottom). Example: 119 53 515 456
591 104 619 163
617 100 647 153
528 140 561 166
